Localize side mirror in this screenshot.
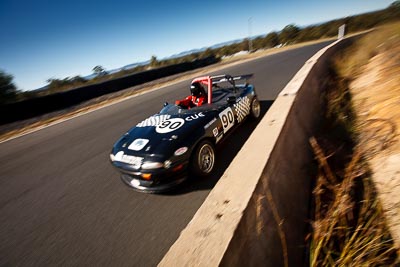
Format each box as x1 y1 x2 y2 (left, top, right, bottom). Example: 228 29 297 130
227 96 236 105
163 102 169 107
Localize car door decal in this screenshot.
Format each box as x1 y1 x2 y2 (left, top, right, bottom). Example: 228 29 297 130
219 107 235 134
137 115 171 127
234 96 251 123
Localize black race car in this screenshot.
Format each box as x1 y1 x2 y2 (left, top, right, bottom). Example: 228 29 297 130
110 74 260 193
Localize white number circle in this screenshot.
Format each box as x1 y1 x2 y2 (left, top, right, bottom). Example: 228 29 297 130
219 107 235 133
156 118 185 133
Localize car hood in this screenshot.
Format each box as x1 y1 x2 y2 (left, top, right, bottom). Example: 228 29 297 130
112 110 212 160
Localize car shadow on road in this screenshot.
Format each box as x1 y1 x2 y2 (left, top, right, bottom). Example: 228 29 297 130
163 100 274 196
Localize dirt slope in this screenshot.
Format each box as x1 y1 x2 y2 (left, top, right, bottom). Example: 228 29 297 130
350 29 400 249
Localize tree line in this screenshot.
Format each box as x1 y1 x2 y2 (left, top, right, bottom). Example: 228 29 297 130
1 1 399 105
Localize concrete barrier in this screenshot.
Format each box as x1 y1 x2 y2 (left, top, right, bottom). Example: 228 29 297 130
159 37 356 266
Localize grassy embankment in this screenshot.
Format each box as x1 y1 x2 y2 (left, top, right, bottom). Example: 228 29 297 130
308 22 400 266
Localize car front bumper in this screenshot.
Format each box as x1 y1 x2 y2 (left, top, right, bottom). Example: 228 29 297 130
111 161 189 193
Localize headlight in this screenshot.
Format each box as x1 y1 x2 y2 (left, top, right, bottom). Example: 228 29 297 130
110 154 115 161
141 161 164 170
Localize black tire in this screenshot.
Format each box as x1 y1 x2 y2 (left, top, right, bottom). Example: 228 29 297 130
191 140 215 176
250 96 261 120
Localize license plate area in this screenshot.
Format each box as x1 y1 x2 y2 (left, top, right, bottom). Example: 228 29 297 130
115 152 143 169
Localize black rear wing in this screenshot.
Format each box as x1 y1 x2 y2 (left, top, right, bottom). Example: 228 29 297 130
211 74 253 84
210 74 253 91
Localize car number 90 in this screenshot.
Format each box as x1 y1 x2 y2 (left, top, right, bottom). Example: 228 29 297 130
219 107 235 133
156 118 185 133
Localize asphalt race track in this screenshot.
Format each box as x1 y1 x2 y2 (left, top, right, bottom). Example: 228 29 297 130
0 41 332 266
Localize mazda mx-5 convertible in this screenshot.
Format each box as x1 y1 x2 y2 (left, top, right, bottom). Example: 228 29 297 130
110 74 260 193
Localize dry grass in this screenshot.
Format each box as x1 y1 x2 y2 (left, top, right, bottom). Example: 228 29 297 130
335 22 400 78
309 22 400 265
309 137 398 266
348 23 400 159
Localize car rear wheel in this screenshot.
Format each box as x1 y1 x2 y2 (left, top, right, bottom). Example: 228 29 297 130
250 96 261 119
191 140 215 176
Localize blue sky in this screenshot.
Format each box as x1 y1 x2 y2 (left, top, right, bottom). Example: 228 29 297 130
0 0 394 91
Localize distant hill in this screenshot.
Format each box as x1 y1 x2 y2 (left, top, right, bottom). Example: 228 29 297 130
77 38 247 81
162 37 261 60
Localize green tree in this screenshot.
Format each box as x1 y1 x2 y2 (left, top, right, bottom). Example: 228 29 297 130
387 0 400 18
92 65 107 76
390 0 400 8
297 26 324 42
70 76 86 85
238 39 249 52
279 24 300 44
200 48 215 59
264 32 280 48
150 55 159 67
216 45 235 57
251 36 264 50
0 70 18 104
46 78 70 93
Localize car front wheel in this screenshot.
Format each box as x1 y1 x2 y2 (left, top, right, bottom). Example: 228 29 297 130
191 140 215 176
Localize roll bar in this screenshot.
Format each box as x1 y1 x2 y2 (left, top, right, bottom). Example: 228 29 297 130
191 74 253 104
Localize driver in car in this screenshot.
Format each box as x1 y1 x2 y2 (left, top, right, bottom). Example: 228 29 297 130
175 82 206 109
